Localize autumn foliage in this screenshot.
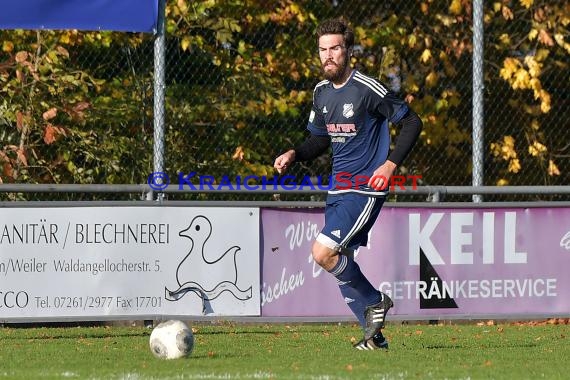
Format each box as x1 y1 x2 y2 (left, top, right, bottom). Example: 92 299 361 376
0 0 568 194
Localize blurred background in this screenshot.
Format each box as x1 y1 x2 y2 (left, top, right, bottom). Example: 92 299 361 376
0 0 568 201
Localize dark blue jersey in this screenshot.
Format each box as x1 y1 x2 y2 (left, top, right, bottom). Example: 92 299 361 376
307 70 409 194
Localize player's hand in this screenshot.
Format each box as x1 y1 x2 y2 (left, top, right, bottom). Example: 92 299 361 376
273 150 295 174
368 160 397 190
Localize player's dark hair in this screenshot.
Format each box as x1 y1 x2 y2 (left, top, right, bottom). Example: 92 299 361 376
316 18 354 50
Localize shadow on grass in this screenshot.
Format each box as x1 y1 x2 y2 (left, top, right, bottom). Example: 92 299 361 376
1 321 108 328
197 329 283 336
0 328 150 340
421 342 539 349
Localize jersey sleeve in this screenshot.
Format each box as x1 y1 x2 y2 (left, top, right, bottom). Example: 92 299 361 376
365 79 409 124
306 85 328 136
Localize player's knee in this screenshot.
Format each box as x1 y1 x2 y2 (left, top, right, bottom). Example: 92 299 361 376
311 241 337 269
311 248 328 267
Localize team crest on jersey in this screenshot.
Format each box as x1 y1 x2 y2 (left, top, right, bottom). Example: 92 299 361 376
342 103 354 118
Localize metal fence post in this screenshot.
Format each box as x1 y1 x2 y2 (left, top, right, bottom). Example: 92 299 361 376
472 0 485 202
152 0 166 202
144 0 167 328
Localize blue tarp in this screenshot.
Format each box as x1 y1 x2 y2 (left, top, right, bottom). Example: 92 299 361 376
0 0 158 33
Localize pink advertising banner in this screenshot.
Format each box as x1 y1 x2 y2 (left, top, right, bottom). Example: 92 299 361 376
260 206 570 319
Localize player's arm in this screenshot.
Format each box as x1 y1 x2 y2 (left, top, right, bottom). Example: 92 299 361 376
275 83 329 173
368 109 422 189
294 133 330 161
273 134 330 174
367 84 423 166
365 81 423 189
386 108 422 166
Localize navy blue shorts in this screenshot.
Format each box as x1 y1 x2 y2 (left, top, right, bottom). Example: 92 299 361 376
316 192 385 251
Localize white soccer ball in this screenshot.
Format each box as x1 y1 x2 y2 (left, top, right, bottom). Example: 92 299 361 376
149 320 194 359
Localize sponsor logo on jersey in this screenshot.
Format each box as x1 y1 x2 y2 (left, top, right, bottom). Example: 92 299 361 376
322 106 328 114
331 137 346 143
331 229 341 238
326 123 356 135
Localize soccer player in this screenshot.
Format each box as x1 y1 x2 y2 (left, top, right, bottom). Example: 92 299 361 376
273 18 423 350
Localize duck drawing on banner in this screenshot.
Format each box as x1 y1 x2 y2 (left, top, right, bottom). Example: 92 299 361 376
164 215 252 313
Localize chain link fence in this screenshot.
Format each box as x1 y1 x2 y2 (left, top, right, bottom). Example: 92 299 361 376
1 1 568 202
0 30 155 201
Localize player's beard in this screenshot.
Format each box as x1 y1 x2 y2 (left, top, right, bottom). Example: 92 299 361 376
322 56 349 83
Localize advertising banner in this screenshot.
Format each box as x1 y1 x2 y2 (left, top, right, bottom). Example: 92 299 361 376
0 207 260 321
0 0 158 33
261 206 570 319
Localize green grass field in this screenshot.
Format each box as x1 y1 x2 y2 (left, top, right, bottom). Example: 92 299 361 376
0 320 569 379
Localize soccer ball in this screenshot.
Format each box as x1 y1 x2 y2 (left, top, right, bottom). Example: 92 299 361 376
149 320 194 359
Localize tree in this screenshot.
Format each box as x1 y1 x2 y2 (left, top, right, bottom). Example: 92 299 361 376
1 30 154 199
1 0 568 201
